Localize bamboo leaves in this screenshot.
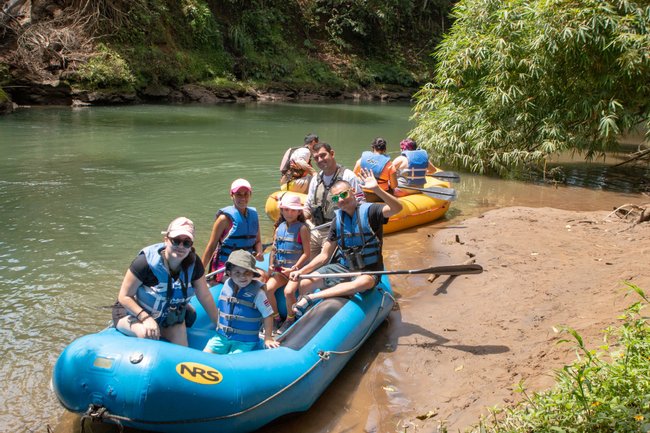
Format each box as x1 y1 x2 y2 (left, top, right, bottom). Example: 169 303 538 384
412 0 650 175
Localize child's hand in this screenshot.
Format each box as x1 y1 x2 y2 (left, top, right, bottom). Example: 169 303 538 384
279 266 294 276
254 251 264 261
264 338 280 349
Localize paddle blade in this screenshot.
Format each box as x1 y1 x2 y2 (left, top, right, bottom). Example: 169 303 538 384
422 263 483 275
421 187 457 201
431 171 461 183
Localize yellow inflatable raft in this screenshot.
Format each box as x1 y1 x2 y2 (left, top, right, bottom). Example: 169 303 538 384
264 176 451 234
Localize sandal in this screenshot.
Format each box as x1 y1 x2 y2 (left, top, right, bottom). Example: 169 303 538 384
293 294 316 317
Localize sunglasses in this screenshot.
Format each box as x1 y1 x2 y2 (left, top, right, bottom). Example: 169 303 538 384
331 189 351 203
170 237 193 248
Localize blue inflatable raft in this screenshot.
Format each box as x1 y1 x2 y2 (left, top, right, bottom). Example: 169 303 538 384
52 273 395 433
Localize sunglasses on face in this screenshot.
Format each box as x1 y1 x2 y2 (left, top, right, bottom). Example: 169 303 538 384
331 189 351 203
170 237 193 248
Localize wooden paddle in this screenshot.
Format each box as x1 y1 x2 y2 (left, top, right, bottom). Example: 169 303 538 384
399 185 458 201
431 171 461 183
300 263 483 279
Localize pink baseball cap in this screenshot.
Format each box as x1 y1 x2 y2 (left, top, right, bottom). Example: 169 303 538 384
230 178 252 194
163 217 195 241
279 194 304 210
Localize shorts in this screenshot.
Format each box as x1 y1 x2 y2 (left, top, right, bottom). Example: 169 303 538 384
208 259 226 284
204 333 257 354
309 224 330 259
315 263 381 288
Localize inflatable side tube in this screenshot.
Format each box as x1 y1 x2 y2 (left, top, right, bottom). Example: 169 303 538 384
280 297 348 351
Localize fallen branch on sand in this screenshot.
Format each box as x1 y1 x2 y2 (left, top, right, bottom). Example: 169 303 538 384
605 203 650 232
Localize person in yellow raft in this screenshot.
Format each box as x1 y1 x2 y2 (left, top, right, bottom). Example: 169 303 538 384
279 133 319 194
392 138 439 197
353 137 398 202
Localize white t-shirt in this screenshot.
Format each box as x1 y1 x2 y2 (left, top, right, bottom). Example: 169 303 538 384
290 147 311 165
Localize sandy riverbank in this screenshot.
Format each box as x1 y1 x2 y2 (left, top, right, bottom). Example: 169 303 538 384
379 205 650 432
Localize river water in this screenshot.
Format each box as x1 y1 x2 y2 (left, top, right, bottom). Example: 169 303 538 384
0 102 645 433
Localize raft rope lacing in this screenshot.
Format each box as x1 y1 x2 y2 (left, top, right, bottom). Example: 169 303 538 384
79 288 395 428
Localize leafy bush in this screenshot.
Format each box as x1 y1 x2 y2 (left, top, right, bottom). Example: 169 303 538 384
74 44 136 90
412 0 650 175
182 0 223 50
472 283 650 433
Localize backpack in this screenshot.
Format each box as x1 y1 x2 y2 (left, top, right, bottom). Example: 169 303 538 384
279 147 298 175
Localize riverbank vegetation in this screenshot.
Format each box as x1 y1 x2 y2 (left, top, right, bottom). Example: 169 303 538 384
465 283 650 433
0 0 453 102
411 0 650 175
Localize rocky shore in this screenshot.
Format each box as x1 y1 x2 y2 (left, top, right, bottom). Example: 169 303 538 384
0 80 416 113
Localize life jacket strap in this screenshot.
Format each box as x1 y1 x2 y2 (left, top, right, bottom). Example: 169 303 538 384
217 324 260 336
218 295 256 309
219 313 260 323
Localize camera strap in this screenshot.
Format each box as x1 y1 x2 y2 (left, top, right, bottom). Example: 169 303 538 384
166 267 189 303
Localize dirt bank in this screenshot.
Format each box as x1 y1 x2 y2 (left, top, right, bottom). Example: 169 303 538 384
254 204 650 433
378 205 650 432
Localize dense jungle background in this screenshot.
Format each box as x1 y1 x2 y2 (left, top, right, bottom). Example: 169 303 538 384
0 0 455 107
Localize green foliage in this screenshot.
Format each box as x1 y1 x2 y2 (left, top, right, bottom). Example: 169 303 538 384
0 87 8 103
411 0 650 175
61 0 452 94
306 0 453 53
74 44 137 90
182 0 222 49
471 283 650 433
0 63 9 86
356 60 419 87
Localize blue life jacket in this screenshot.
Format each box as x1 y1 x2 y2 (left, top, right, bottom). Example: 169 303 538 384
216 279 264 343
217 206 259 264
273 221 304 268
399 149 428 187
334 203 381 270
135 243 195 324
360 151 390 179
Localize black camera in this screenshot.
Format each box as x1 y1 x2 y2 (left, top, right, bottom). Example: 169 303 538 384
162 303 187 328
312 206 326 225
343 247 365 270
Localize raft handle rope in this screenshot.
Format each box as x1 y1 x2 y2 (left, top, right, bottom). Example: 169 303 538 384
74 289 395 427
81 404 123 433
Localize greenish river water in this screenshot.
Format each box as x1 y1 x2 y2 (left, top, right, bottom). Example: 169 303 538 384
0 102 645 433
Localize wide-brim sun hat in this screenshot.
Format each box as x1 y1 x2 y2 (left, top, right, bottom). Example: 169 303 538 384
226 249 261 278
230 178 252 194
279 194 304 210
162 217 195 241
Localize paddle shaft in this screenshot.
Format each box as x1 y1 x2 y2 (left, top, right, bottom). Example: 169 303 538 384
300 263 483 279
205 223 331 280
399 184 457 201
